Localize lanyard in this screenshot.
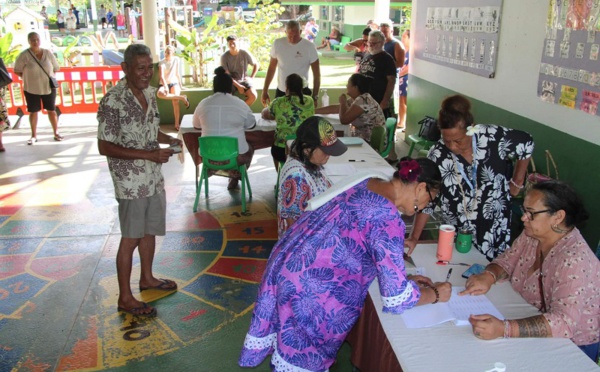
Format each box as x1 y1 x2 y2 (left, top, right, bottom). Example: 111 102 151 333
451 134 478 191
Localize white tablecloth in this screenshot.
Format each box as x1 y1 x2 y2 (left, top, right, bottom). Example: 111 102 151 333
369 244 599 372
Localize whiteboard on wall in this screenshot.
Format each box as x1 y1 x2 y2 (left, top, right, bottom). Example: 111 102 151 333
414 0 503 78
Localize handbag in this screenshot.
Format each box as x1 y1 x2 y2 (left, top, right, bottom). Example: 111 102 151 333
27 49 59 90
525 150 558 192
0 59 12 89
417 116 441 142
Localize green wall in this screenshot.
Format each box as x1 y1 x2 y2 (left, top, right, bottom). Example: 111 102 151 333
406 75 600 248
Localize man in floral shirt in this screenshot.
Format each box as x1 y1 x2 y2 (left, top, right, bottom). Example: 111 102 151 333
97 44 182 317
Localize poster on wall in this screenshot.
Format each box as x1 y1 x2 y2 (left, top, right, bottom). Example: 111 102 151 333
538 0 600 117
413 0 503 78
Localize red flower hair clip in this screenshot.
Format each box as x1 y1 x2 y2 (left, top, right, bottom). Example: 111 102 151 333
398 160 421 182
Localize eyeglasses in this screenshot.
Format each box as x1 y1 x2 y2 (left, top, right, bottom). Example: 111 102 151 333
519 206 552 221
417 186 436 213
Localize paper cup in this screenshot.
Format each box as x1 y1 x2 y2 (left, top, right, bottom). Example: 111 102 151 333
437 225 456 262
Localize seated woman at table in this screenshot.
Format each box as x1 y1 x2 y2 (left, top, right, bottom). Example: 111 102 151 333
316 73 385 144
192 67 256 190
461 180 600 362
277 116 348 237
239 158 452 371
262 73 315 170
406 94 534 261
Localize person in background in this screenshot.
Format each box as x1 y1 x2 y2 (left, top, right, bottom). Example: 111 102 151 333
406 95 535 261
0 58 10 152
262 73 315 170
220 35 258 106
192 67 256 190
13 32 62 145
367 19 379 30
106 8 114 28
97 44 181 317
358 30 397 118
157 46 189 130
116 10 126 38
317 26 341 50
316 73 385 144
71 5 80 28
262 20 320 108
303 17 318 42
277 116 347 236
56 10 66 35
65 8 77 35
461 180 600 363
98 4 107 29
39 6 49 27
344 27 371 72
398 29 410 130
239 158 449 371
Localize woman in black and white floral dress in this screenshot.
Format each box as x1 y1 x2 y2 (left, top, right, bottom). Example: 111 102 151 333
406 95 534 260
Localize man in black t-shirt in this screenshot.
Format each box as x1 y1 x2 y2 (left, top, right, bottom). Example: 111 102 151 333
358 30 397 118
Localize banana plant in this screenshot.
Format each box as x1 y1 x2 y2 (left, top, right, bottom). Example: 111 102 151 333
170 16 219 87
0 33 23 66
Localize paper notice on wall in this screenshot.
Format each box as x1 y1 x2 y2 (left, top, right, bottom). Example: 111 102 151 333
580 90 600 114
559 85 578 108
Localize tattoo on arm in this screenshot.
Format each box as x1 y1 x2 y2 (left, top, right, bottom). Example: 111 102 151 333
515 315 551 338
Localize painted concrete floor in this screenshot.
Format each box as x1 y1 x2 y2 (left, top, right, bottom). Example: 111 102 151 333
0 113 423 371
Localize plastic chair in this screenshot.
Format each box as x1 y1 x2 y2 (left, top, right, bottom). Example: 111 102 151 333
380 117 397 158
369 126 386 153
193 136 252 213
407 134 436 158
333 36 351 51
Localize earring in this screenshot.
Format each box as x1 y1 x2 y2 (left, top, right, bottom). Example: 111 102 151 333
413 199 419 212
551 224 569 234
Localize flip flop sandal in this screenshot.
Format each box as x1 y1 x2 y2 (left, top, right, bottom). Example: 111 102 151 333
139 278 178 292
54 134 64 141
27 137 37 145
117 302 157 317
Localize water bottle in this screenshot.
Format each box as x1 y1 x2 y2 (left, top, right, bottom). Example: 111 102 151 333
321 89 329 107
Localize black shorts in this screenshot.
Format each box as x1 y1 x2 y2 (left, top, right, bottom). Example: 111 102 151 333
101 17 107 23
57 22 65 29
271 145 287 164
239 80 252 90
24 90 56 113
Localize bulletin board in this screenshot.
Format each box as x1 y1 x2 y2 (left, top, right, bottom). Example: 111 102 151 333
538 0 600 117
413 0 503 78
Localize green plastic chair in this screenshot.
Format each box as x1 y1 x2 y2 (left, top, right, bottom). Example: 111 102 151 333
333 36 351 51
407 134 436 158
193 136 252 213
370 126 386 153
380 117 397 158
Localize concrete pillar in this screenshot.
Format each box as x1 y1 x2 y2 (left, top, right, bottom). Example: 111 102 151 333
90 0 98 32
374 0 391 22
142 0 160 62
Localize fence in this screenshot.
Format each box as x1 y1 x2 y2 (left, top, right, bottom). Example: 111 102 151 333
6 66 124 115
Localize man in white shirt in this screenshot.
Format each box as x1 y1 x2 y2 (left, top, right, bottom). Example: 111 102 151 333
261 20 321 107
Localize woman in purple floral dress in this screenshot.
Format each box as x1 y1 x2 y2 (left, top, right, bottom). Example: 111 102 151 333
239 158 452 371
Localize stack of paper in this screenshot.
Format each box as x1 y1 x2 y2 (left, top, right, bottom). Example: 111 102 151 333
401 287 504 328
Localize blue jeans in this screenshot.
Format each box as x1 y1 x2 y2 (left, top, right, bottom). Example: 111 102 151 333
579 342 599 363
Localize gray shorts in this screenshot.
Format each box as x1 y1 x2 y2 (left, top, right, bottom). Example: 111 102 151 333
117 192 166 238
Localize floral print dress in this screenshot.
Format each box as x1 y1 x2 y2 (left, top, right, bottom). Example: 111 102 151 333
239 179 421 371
425 124 534 260
269 95 315 149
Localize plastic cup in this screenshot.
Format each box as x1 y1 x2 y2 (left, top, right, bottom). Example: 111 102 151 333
437 224 456 262
456 229 473 253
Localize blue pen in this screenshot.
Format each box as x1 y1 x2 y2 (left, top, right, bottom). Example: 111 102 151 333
446 268 453 282
348 160 365 162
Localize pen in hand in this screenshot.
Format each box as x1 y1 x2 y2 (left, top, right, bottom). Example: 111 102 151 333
446 268 453 282
348 159 365 162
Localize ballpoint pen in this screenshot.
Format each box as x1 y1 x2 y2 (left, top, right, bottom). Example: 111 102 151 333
446 268 453 282
436 261 470 266
348 159 365 162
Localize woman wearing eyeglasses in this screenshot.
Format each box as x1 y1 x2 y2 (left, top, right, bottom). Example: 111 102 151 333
406 95 534 260
460 180 600 363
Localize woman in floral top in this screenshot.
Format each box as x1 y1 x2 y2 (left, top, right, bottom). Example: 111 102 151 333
277 117 347 237
461 181 600 363
406 95 534 260
262 73 314 170
240 159 451 371
316 73 385 144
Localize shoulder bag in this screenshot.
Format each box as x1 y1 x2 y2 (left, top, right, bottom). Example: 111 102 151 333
525 150 558 192
27 49 58 89
417 116 441 142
